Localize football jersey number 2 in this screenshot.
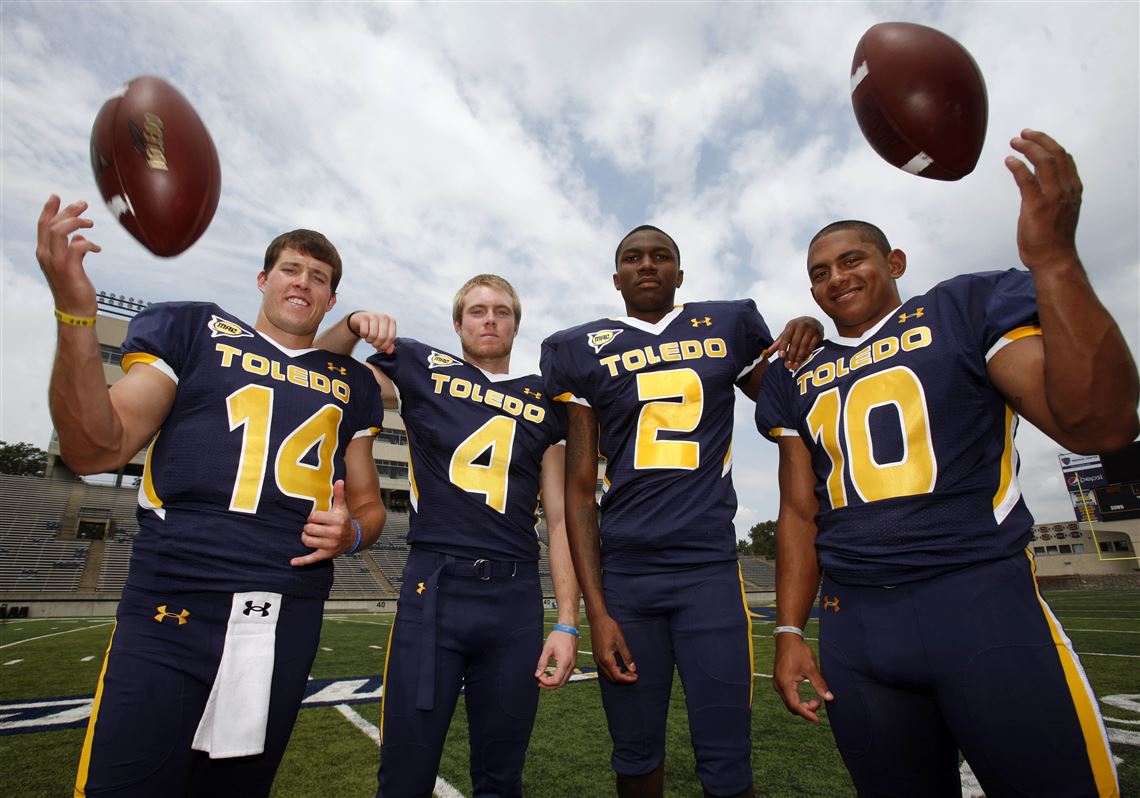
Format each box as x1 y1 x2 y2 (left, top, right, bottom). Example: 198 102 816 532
227 384 344 513
805 365 937 508
634 368 703 470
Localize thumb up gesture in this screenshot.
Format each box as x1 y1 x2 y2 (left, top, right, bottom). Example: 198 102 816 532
292 480 355 566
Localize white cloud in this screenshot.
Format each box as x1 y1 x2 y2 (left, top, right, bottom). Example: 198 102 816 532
1 1 1135 535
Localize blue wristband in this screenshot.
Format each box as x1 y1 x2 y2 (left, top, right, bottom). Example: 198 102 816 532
552 623 579 637
346 520 362 556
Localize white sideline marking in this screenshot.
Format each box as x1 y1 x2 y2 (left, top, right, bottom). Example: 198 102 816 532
4 659 23 666
1079 652 1140 659
0 622 113 650
325 617 392 626
80 655 95 662
369 645 383 649
1068 628 1140 634
335 704 467 798
321 647 333 651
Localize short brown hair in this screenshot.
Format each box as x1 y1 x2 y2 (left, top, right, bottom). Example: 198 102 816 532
263 230 343 292
452 274 522 325
809 220 891 256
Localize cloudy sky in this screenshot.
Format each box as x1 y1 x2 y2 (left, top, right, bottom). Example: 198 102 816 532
2 2 1136 536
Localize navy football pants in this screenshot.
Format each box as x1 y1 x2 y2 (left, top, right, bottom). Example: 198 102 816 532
76 585 323 798
378 548 543 798
820 552 1118 797
599 560 754 797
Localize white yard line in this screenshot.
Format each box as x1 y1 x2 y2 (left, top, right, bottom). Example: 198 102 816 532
335 704 467 798
1079 652 1140 659
0 622 112 650
1067 628 1140 634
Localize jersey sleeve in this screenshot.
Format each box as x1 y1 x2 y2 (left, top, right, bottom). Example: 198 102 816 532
120 302 196 382
974 270 1041 362
540 332 588 406
754 360 801 443
734 299 775 385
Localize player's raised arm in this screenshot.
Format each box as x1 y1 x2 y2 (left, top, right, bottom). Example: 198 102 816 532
772 435 833 723
535 443 582 689
564 403 637 684
37 195 175 474
989 130 1139 453
742 316 824 398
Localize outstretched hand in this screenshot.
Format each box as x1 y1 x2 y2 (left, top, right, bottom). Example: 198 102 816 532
36 195 102 316
292 479 354 566
1005 129 1082 273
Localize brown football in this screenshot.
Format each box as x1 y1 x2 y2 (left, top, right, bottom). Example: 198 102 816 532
90 76 221 256
851 22 988 181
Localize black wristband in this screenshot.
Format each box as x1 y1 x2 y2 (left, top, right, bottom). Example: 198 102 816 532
345 311 362 337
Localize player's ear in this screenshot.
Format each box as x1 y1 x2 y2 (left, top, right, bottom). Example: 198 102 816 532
454 318 463 335
612 272 621 291
675 269 684 288
887 250 906 279
325 292 337 312
257 270 267 293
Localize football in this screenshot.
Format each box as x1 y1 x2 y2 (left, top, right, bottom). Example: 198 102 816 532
89 76 221 256
850 22 988 181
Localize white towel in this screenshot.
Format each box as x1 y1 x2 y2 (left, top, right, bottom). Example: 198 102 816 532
192 591 282 758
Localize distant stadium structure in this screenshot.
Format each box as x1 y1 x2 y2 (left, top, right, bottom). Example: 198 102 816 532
5 297 1132 618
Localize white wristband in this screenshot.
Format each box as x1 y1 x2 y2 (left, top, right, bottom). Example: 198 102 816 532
773 625 804 638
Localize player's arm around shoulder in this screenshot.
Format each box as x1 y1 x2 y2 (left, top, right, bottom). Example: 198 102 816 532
741 315 824 400
536 442 581 689
772 434 833 723
316 311 400 409
990 130 1139 453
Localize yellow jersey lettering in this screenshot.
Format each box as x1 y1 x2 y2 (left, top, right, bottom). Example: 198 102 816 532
485 389 504 409
502 395 524 416
470 383 484 403
431 373 451 393
450 378 472 399
660 341 681 361
310 372 331 394
244 352 270 376
901 326 932 351
287 364 309 387
332 380 350 403
270 360 287 382
705 338 727 358
797 330 936 394
523 404 545 423
600 355 621 377
216 343 241 367
623 349 647 372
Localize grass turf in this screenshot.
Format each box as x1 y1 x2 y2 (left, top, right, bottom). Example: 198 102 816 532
1 589 1136 797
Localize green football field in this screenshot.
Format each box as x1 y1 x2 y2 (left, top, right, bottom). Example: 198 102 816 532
1 589 1137 797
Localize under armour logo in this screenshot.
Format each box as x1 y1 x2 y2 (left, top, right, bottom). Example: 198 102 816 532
898 307 924 323
690 316 712 327
416 582 426 595
822 595 841 613
154 605 190 625
523 388 542 400
243 601 272 617
327 362 347 375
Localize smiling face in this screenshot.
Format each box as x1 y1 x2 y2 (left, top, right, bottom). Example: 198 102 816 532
454 283 519 370
807 229 905 338
613 227 683 323
255 247 337 348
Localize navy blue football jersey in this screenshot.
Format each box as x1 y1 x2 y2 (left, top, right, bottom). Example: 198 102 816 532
756 270 1042 586
121 302 383 598
368 338 567 562
541 300 772 572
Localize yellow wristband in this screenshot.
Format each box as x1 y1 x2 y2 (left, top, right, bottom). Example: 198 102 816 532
54 308 97 328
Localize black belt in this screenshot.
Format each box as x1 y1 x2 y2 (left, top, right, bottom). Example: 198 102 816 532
415 553 536 710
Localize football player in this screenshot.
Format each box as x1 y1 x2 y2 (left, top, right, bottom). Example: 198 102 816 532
36 195 386 797
757 130 1137 796
541 227 822 798
317 274 580 798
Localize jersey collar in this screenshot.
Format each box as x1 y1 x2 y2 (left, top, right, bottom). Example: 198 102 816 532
611 305 685 335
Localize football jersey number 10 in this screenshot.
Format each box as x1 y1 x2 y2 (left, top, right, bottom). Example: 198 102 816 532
805 366 937 507
227 384 344 513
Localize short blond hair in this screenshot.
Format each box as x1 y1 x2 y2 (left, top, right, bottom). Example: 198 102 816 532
452 274 522 325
